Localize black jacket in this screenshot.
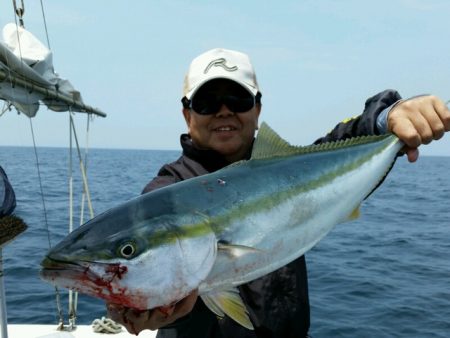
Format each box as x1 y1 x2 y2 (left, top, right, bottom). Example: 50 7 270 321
143 89 402 338
0 165 16 217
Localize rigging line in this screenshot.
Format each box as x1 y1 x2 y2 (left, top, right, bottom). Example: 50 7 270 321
12 0 25 27
6 6 23 87
67 111 96 330
69 114 95 218
2 5 15 86
68 109 77 332
74 115 96 328
27 117 51 248
69 115 95 330
39 0 51 49
10 6 65 325
79 115 91 226
0 103 12 117
28 115 65 327
9 4 67 329
54 284 65 331
9 5 37 115
69 113 74 233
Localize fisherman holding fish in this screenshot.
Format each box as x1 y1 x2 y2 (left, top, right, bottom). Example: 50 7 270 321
104 48 449 337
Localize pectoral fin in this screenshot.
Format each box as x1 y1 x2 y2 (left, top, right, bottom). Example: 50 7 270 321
201 288 254 330
217 242 262 258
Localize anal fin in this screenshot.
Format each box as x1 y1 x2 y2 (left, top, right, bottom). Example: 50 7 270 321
201 288 254 330
347 205 361 221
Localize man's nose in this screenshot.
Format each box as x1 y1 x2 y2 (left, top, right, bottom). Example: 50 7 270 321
215 104 234 117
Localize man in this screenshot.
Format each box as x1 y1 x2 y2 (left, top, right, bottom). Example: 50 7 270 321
107 48 450 337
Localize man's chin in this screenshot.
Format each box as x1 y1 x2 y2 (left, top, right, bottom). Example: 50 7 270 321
214 145 249 162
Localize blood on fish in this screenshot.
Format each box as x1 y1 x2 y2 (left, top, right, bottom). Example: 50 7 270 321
106 263 128 279
75 263 146 309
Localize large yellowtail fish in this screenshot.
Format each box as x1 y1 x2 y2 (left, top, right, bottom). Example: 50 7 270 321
40 122 402 329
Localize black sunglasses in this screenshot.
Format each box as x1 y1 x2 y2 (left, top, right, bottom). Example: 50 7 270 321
182 92 261 115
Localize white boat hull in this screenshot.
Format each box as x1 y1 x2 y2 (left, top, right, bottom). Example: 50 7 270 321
7 324 157 338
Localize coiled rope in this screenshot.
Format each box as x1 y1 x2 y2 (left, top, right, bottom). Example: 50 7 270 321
91 316 123 334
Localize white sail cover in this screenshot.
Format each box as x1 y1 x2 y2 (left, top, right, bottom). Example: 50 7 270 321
0 23 84 117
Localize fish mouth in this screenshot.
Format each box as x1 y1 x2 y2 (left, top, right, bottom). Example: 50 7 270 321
40 256 98 283
40 256 141 308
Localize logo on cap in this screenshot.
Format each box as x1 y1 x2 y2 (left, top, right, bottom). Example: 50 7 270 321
204 58 238 74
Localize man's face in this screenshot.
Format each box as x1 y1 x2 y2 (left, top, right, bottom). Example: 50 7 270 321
183 79 261 162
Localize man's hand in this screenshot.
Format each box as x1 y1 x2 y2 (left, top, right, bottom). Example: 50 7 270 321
106 290 198 335
388 95 450 162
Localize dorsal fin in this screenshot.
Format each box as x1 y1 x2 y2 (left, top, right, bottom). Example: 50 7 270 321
251 122 395 160
251 122 299 159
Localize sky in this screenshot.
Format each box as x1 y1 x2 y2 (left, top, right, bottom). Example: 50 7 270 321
0 0 449 156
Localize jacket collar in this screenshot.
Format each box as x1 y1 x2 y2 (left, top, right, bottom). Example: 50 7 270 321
180 134 252 172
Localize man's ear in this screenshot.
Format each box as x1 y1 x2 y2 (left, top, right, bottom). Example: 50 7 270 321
255 103 262 129
182 108 191 127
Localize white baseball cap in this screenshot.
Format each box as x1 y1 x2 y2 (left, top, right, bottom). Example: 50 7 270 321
182 48 260 100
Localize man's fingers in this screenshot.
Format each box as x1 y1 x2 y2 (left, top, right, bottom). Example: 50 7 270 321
404 147 419 163
419 99 446 141
388 95 450 147
412 110 435 144
412 95 449 141
432 97 450 133
105 291 199 334
157 305 176 318
389 117 422 148
150 290 199 327
173 290 198 318
106 302 126 324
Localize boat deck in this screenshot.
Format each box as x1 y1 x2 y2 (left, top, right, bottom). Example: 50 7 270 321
7 324 157 338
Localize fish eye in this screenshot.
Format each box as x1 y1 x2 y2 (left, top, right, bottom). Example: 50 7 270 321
119 242 136 259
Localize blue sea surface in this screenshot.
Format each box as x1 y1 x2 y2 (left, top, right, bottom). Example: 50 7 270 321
0 146 449 337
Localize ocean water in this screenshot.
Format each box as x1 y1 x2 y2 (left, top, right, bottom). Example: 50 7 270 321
0 146 449 337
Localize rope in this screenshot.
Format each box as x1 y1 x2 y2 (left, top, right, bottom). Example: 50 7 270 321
39 0 51 49
67 111 94 330
12 0 25 27
79 115 91 226
91 317 123 334
69 114 95 218
0 103 12 117
28 116 65 327
68 110 77 331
